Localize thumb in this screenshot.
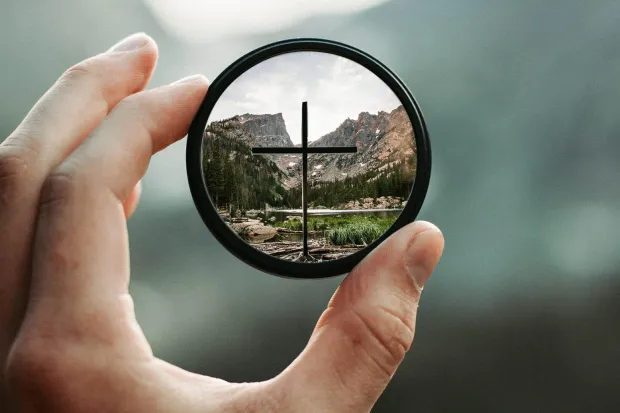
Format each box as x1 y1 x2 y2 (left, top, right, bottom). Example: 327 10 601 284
274 221 444 413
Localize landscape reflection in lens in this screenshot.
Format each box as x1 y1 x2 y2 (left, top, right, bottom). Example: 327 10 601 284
202 51 416 262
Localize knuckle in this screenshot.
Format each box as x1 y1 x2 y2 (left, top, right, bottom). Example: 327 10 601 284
60 61 94 84
0 148 30 197
57 59 113 116
39 170 79 212
350 301 415 376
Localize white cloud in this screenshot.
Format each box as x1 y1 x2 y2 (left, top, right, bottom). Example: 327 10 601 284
208 51 401 143
143 0 392 43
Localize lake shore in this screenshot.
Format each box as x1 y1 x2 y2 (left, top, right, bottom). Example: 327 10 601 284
223 196 406 219
222 211 399 262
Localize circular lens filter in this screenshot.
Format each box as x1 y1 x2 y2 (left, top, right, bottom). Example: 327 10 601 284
187 38 431 279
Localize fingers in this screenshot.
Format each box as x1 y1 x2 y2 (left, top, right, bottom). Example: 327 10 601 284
53 74 207 201
3 32 158 165
21 76 208 344
0 34 157 358
276 221 444 413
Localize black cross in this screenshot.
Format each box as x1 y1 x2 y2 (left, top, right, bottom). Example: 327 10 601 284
252 102 357 257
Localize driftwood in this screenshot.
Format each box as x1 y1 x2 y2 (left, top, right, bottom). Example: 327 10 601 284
253 240 366 262
269 246 359 257
282 250 359 262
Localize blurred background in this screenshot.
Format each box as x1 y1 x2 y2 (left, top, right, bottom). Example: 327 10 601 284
1 0 619 411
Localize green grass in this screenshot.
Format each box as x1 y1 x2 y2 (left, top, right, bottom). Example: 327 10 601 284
278 216 347 231
326 216 394 246
277 215 395 245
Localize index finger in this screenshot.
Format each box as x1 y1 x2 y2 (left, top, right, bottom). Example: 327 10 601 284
20 76 208 346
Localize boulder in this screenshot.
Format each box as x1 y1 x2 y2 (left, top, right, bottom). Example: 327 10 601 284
231 219 277 243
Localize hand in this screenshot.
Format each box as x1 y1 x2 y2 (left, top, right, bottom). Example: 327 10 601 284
0 33 445 413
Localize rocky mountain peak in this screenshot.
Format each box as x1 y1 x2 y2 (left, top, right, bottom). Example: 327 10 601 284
303 105 414 182
358 111 371 120
206 105 414 188
234 113 293 147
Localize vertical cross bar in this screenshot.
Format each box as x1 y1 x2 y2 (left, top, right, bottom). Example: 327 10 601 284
250 102 356 261
301 101 308 256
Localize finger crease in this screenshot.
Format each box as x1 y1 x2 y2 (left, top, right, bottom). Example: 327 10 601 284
349 308 393 361
377 305 415 338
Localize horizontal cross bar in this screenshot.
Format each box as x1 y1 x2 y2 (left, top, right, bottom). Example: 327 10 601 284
252 146 357 154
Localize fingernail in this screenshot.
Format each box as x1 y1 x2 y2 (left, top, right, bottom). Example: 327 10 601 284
404 227 443 291
109 33 149 53
171 74 207 85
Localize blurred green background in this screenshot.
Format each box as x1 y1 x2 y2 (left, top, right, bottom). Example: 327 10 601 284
1 0 619 411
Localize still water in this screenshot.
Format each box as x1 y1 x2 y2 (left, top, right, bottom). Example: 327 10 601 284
265 208 403 224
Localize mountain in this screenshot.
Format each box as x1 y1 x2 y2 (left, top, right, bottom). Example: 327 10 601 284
276 105 415 187
202 106 416 210
307 105 416 182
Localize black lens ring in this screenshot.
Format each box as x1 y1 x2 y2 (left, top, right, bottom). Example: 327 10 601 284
187 38 431 279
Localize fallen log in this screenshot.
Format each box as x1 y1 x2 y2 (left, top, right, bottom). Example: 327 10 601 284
268 246 360 257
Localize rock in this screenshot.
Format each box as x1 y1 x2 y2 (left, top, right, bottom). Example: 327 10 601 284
230 219 258 230
246 225 277 242
238 113 293 148
269 216 276 222
231 219 277 243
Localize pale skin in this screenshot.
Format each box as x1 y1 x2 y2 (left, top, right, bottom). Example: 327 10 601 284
0 33 445 412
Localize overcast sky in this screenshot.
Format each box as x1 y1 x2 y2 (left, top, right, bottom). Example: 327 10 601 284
143 0 391 43
208 51 402 144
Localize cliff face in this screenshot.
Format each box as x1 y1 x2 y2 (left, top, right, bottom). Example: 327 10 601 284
302 105 416 183
236 113 293 148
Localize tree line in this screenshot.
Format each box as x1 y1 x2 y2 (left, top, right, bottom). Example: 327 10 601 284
287 160 415 208
203 121 290 212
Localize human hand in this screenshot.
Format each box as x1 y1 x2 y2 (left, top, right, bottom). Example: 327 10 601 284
0 33 444 413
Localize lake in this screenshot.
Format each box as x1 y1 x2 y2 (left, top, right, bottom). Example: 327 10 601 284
264 208 403 224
